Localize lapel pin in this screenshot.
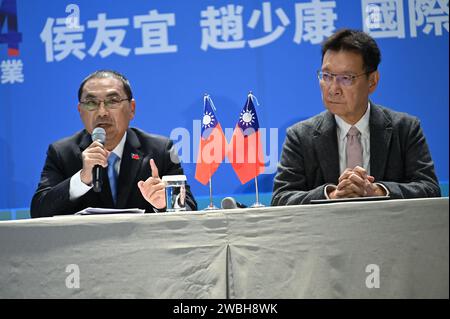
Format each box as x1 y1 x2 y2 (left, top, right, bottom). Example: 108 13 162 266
131 153 140 160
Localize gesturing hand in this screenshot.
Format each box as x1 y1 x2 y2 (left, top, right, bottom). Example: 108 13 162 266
137 158 167 209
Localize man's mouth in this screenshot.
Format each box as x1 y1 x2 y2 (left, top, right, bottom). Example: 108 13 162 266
96 123 112 128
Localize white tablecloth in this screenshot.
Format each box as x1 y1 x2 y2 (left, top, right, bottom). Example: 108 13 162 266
0 198 448 298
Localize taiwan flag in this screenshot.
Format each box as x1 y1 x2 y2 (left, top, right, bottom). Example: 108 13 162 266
195 95 227 185
227 93 265 184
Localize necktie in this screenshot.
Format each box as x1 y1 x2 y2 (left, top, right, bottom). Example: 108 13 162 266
107 153 119 205
346 126 363 169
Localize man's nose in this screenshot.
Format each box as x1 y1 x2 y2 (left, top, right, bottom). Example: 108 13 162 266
328 79 342 96
97 102 109 116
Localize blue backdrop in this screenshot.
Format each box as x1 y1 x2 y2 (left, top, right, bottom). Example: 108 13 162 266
0 0 448 211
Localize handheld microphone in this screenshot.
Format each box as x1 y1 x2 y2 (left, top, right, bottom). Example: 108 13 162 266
91 127 106 192
221 197 247 209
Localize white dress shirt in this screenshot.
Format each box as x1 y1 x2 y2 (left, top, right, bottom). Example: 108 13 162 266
335 103 371 175
324 103 389 198
69 132 127 201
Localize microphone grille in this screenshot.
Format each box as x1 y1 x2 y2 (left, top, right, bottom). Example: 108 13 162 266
92 127 106 144
221 197 237 209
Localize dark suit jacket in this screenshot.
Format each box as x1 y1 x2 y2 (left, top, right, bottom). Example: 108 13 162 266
31 128 197 217
271 103 441 205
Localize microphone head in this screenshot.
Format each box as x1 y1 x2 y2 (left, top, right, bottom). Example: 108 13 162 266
221 197 237 209
92 127 106 144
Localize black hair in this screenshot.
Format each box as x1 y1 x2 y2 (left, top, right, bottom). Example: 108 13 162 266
78 70 133 101
321 29 381 73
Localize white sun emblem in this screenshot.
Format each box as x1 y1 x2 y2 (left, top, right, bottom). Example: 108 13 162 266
202 111 215 128
240 109 255 127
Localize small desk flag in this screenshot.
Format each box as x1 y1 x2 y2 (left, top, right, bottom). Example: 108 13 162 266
195 95 226 185
227 93 265 184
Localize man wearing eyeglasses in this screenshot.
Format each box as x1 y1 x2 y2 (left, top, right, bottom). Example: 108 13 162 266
31 70 197 217
271 29 440 205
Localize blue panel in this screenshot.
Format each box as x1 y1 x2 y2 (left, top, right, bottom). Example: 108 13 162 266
0 0 448 210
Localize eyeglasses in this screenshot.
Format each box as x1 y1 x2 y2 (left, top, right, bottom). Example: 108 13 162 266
79 97 129 111
317 70 372 87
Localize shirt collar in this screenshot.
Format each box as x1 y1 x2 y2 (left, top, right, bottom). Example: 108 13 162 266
110 131 127 160
335 103 371 141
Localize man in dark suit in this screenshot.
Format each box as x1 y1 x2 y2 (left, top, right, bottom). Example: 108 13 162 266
31 70 197 217
271 29 440 205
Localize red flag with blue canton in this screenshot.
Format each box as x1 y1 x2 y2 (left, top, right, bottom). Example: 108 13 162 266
195 95 227 185
227 93 265 184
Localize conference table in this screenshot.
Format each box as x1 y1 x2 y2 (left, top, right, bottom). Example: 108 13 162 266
0 198 448 299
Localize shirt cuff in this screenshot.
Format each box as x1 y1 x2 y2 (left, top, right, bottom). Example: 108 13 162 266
69 170 93 201
324 184 337 199
374 182 390 196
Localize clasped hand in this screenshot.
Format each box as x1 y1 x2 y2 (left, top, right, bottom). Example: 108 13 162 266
328 166 386 199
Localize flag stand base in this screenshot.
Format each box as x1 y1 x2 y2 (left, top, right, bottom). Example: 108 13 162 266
204 204 219 211
250 202 265 208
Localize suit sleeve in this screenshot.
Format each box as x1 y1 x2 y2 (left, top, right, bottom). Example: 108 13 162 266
271 127 328 205
379 118 441 198
30 144 82 218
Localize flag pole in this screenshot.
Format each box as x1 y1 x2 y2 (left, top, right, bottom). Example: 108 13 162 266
204 177 219 210
251 176 265 208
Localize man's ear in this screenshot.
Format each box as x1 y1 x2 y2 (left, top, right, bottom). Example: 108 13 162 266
130 99 136 119
369 70 380 94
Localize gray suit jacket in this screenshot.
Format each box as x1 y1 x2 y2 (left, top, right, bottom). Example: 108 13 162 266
271 103 441 205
